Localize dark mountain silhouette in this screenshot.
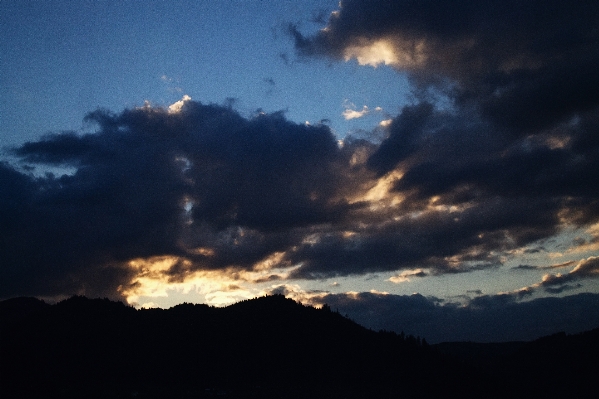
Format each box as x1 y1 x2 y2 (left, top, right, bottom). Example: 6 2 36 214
1 295 597 398
435 328 599 398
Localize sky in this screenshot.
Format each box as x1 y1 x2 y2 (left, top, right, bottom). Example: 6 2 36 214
1 0 599 343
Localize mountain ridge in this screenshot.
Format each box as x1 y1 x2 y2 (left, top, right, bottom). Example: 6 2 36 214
1 295 598 398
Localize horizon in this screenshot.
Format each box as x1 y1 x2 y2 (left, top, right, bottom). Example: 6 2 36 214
1 0 599 343
4 293 599 345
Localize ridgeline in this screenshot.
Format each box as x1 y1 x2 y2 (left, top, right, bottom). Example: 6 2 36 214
1 295 597 398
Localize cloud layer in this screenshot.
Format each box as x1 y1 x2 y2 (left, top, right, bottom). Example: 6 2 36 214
2 91 598 302
315 291 599 343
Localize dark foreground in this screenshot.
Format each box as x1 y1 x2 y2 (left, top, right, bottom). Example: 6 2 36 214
1 295 597 398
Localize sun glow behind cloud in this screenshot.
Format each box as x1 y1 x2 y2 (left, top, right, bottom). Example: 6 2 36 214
344 39 398 67
343 38 427 69
121 253 300 308
122 260 256 308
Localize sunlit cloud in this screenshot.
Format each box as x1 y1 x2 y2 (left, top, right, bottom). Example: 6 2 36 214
565 223 599 254
259 283 329 307
2 0 598 338
508 256 599 297
168 94 192 113
353 169 404 206
569 256 599 277
120 256 254 307
252 251 288 271
120 256 189 302
188 247 216 257
369 289 389 295
120 250 303 308
342 102 385 121
388 269 427 284
343 38 427 69
379 118 393 127
343 105 369 120
204 285 255 306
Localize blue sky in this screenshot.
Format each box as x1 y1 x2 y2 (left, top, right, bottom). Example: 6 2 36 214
2 0 599 342
1 0 409 147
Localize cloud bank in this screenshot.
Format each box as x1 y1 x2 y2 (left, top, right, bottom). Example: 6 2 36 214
263 284 599 343
323 291 599 343
2 91 598 304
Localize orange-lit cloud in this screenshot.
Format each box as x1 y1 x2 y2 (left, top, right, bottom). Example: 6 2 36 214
343 38 427 69
509 256 599 297
388 269 427 284
120 251 302 308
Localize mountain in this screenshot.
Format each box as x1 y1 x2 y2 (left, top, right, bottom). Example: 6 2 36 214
1 295 597 398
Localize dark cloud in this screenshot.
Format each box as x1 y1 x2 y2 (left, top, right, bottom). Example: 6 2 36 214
284 1 599 282
513 265 539 271
544 284 582 294
366 102 434 176
408 270 426 278
466 289 483 296
0 101 350 299
306 291 599 343
3 93 596 294
292 1 599 229
512 260 576 271
286 204 509 279
365 103 599 227
292 0 599 132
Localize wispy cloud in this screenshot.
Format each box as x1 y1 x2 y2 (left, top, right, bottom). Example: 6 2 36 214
508 256 599 297
342 105 369 120
388 269 428 284
512 260 577 271
342 102 385 120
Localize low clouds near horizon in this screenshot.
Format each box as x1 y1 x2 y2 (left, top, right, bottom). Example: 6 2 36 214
1 0 599 341
300 290 599 343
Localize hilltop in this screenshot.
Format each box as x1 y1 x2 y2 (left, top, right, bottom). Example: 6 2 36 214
1 295 597 398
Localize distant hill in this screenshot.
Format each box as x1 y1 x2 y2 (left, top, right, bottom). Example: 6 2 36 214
1 295 597 398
